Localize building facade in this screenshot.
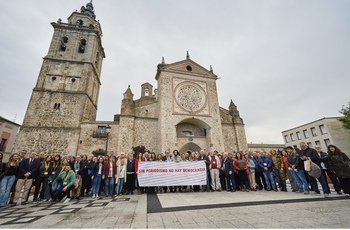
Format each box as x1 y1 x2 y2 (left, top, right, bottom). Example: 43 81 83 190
0 116 20 156
13 2 248 156
281 117 350 154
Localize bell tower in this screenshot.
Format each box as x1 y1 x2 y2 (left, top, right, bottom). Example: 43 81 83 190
14 1 105 154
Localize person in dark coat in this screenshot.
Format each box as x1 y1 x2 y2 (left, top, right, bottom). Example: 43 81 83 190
12 151 40 206
222 152 236 192
327 144 350 196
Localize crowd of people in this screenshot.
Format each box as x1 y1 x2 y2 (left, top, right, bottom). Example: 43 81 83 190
0 142 349 208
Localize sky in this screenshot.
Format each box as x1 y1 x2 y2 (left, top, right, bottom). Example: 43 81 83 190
1 0 349 144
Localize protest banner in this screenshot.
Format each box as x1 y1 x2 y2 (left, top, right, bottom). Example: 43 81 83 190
137 161 207 186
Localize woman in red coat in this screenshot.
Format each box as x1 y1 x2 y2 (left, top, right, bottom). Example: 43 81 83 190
103 156 117 197
134 152 145 194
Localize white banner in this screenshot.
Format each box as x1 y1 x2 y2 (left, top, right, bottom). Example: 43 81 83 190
137 161 207 186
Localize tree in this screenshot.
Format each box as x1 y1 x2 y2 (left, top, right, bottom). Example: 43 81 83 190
339 102 350 129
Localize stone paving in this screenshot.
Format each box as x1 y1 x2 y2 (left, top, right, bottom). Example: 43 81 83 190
0 187 350 228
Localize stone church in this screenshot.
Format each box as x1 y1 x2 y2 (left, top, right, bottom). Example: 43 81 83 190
13 2 248 156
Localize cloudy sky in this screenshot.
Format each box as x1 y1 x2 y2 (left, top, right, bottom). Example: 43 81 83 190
1 0 349 144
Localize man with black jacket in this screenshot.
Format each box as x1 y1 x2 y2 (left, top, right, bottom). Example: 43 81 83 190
300 142 330 197
222 152 236 192
12 151 40 206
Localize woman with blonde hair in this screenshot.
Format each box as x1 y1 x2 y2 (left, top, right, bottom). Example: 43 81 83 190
0 153 19 207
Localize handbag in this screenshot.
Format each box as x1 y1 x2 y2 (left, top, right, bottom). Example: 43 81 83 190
306 157 321 178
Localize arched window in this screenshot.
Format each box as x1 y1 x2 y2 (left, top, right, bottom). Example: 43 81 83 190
60 37 68 51
77 19 83 26
78 39 86 53
145 88 149 96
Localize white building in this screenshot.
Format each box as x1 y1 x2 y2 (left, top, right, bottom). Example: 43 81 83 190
281 117 350 155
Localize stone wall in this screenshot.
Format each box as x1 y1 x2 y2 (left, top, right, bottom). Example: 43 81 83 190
13 127 80 155
133 118 159 153
77 122 119 156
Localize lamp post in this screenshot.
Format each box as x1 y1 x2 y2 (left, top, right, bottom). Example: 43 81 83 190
105 124 111 155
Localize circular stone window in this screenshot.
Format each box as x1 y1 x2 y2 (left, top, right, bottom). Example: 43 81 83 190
175 83 206 113
186 65 192 71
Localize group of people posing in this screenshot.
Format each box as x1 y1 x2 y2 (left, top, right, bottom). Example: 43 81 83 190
0 142 349 208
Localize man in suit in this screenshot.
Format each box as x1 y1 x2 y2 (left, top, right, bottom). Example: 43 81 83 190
223 152 236 192
315 145 342 195
12 151 40 206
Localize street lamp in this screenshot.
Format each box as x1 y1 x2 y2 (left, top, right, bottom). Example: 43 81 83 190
105 124 111 155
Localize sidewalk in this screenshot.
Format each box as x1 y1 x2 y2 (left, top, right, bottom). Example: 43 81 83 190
0 188 349 228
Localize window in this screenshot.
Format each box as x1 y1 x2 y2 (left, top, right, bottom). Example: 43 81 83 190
145 88 149 96
307 142 313 148
296 131 302 140
319 125 327 134
284 135 289 143
324 139 331 147
78 39 86 53
310 127 317 137
303 129 309 138
290 133 295 141
60 37 68 51
0 138 6 151
315 140 321 146
77 19 83 26
293 145 297 148
97 126 106 133
53 103 60 110
182 131 193 136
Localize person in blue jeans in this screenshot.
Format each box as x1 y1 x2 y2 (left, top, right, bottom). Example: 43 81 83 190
102 156 116 197
222 152 236 192
300 142 330 197
92 157 104 198
287 147 310 194
0 153 19 207
115 158 126 196
258 151 277 191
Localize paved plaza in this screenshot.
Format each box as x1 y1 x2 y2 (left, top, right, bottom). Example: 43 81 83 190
1 187 350 229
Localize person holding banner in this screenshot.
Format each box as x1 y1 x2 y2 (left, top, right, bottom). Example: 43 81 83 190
189 152 200 192
197 150 210 192
170 150 182 192
162 150 172 193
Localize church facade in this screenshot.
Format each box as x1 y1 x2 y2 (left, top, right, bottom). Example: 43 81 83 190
13 2 248 156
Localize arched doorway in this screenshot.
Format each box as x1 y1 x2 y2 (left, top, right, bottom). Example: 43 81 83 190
176 117 211 153
179 142 201 153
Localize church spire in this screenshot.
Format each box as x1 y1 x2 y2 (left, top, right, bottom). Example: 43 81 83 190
80 1 96 19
